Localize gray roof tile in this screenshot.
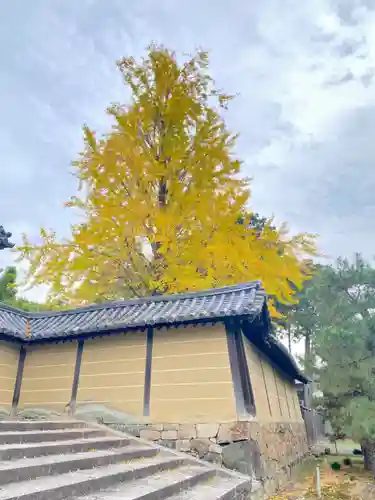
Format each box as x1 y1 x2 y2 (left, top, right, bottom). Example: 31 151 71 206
0 281 309 383
0 281 265 342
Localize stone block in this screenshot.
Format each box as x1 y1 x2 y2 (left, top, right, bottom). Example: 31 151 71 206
217 421 250 444
222 439 263 479
204 451 223 465
159 439 177 449
138 418 309 499
209 442 223 454
162 423 179 431
140 429 161 441
248 422 261 441
177 424 197 440
161 430 178 440
108 423 146 437
148 423 163 431
276 423 287 435
190 438 211 458
176 439 191 452
196 423 219 439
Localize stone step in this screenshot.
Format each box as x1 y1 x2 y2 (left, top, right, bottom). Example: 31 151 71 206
0 418 258 500
0 421 87 432
0 455 185 500
0 428 106 445
0 445 158 484
0 436 130 461
71 464 217 499
166 475 253 500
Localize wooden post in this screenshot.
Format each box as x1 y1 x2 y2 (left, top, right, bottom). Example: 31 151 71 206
143 327 154 417
315 465 321 498
69 340 84 416
11 346 26 417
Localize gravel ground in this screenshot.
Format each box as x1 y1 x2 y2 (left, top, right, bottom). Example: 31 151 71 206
268 454 374 499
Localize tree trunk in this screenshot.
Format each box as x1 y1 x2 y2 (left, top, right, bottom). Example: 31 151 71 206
362 443 370 470
363 441 375 475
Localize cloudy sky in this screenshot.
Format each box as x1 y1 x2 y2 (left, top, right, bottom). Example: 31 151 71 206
1 0 375 301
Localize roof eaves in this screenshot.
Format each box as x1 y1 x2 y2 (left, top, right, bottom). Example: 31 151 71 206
25 280 263 318
29 311 261 343
0 281 265 342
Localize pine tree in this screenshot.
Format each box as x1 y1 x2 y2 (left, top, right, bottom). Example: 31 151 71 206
0 267 17 302
16 45 316 313
313 255 375 476
0 267 44 311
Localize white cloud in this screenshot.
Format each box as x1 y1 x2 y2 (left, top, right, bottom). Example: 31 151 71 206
2 0 375 302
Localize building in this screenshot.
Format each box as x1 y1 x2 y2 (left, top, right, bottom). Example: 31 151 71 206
296 381 313 408
0 281 308 493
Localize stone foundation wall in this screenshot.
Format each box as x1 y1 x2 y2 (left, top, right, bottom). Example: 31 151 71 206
109 419 308 497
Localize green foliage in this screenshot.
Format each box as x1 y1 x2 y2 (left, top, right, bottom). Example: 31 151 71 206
0 266 45 311
236 211 276 235
12 297 46 312
323 392 349 441
274 264 323 373
331 462 341 471
312 254 375 444
0 266 17 302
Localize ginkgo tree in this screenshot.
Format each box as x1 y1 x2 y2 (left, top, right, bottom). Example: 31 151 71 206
16 45 317 313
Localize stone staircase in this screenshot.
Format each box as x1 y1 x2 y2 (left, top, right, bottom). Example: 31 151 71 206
0 419 259 499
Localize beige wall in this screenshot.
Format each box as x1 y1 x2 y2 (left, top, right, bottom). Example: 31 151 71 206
77 332 147 416
0 341 18 409
19 342 77 413
150 324 236 423
14 325 303 424
243 336 303 422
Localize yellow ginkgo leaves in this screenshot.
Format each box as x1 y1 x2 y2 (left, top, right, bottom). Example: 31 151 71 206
16 45 317 314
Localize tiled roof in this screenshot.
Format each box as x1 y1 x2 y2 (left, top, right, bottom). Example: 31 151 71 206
0 281 266 342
